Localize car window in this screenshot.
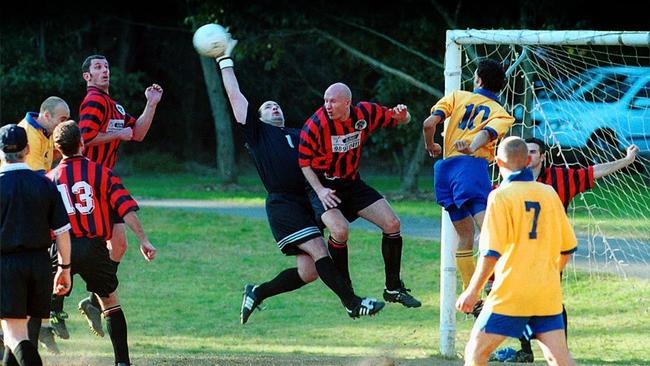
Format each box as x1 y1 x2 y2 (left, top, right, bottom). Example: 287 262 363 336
585 73 634 103
633 81 650 99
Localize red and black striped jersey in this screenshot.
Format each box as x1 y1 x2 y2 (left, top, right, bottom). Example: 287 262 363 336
299 102 396 180
47 156 138 241
537 165 594 210
79 86 136 169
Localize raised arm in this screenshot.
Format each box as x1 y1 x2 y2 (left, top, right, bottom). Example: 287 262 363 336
593 144 639 179
132 84 164 141
216 36 248 124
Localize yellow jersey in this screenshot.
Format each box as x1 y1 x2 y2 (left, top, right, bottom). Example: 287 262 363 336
431 89 514 161
18 113 54 173
479 168 577 316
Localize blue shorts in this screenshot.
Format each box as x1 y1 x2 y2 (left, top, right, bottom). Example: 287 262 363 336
433 155 491 221
474 310 565 339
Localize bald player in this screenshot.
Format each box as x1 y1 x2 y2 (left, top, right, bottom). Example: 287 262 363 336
299 82 421 308
456 136 577 366
423 59 515 300
17 96 70 174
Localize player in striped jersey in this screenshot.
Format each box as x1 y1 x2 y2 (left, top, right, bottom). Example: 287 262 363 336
527 138 640 209
216 34 384 322
299 83 421 308
494 138 641 363
76 54 162 335
48 121 156 366
457 137 577 366
422 59 514 297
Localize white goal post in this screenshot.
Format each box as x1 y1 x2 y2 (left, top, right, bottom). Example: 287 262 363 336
439 29 650 357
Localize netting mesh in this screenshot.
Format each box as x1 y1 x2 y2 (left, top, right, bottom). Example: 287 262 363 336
460 43 650 279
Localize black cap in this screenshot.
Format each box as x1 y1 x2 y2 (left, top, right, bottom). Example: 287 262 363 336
0 124 28 153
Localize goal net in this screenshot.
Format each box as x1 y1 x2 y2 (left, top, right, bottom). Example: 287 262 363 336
439 30 650 356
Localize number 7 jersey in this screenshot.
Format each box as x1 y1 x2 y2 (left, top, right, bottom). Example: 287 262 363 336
47 156 139 241
431 89 514 161
480 170 577 316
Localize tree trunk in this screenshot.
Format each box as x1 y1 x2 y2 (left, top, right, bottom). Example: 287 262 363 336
400 136 428 193
116 16 133 71
199 56 237 184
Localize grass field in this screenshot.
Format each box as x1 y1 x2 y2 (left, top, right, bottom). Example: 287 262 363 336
42 208 649 366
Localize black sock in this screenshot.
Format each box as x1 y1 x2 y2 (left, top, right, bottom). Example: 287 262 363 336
3 346 19 366
315 257 360 309
327 236 351 287
13 340 42 366
519 336 533 354
51 295 65 313
254 268 306 302
382 232 403 290
90 293 101 308
104 306 130 365
26 318 41 346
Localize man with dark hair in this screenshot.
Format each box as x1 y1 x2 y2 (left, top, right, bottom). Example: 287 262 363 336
422 59 514 305
299 83 421 309
495 137 640 362
70 54 163 337
48 121 156 366
456 136 577 366
1 124 72 366
216 33 384 323
527 137 639 209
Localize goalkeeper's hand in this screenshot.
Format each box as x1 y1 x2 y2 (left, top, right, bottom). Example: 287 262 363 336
217 30 238 61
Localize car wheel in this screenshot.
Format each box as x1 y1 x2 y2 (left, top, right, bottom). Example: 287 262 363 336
587 130 621 164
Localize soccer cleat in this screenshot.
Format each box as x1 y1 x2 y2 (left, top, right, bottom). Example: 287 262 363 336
504 349 535 363
383 281 422 308
49 310 70 339
240 284 262 324
38 327 60 354
347 297 385 318
78 297 104 337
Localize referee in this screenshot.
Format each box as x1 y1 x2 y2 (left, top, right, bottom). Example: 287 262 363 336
1 124 72 365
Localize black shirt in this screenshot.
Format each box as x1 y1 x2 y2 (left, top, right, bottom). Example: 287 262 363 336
239 105 306 194
0 163 70 253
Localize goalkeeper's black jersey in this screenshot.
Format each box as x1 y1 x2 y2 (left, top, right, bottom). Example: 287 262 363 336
239 105 306 194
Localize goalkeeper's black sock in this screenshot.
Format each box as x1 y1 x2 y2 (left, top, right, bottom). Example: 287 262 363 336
254 268 306 301
315 256 359 309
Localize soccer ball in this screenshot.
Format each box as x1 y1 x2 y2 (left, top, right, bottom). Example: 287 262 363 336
192 23 229 58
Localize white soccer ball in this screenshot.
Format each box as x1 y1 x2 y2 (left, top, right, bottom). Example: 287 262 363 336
192 23 229 58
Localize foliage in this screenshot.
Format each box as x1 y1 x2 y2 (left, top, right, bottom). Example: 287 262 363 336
2 2 647 179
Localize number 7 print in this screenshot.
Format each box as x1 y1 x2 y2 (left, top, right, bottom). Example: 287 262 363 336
525 201 541 239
